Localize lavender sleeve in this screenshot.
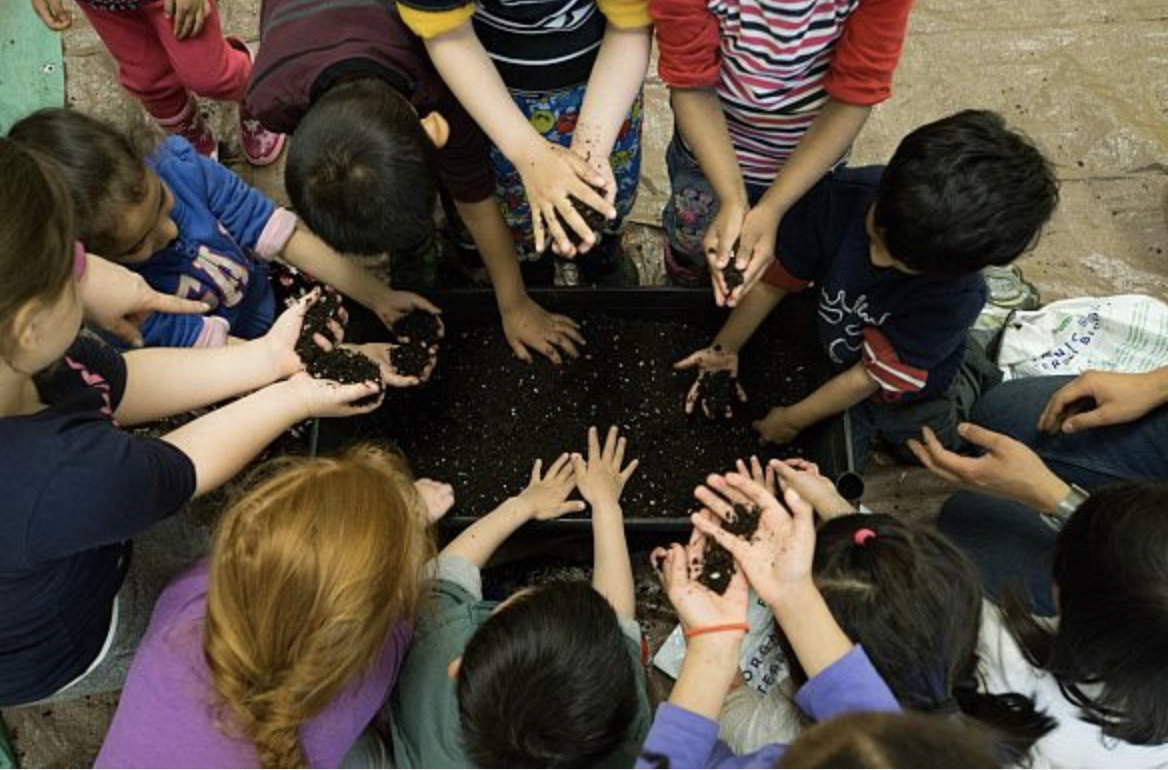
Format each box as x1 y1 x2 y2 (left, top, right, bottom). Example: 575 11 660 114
794 645 901 722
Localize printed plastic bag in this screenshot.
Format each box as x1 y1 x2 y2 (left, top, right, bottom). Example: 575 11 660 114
996 294 1168 380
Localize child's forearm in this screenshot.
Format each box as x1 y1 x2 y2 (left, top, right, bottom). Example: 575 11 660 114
442 497 533 568
784 362 879 430
671 88 747 208
454 197 529 312
669 634 742 720
712 282 786 352
768 580 852 680
574 23 652 161
756 100 871 219
424 22 543 165
160 380 306 497
591 501 636 619
279 228 392 309
117 339 287 426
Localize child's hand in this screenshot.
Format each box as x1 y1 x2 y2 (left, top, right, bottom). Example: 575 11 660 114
415 478 455 523
734 456 775 494
733 203 783 306
674 345 747 418
703 201 747 307
651 530 749 633
343 343 434 388
571 426 639 508
692 472 817 610
515 454 586 521
371 290 444 338
501 297 584 365
164 0 212 39
753 405 804 445
285 372 383 418
770 459 855 520
516 139 614 256
30 0 71 30
263 290 341 378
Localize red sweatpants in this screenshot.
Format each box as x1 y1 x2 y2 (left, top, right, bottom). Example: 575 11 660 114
78 0 251 121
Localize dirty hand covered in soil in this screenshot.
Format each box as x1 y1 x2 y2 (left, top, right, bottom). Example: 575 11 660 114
557 182 610 249
390 310 442 379
295 291 385 406
696 503 762 594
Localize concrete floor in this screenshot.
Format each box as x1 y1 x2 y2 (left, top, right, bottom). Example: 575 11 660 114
3 0 1166 764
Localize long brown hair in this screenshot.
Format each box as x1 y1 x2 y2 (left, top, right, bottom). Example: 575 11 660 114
203 444 435 768
0 138 75 358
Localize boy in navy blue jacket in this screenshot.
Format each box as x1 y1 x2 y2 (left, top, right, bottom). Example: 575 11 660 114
677 111 1058 469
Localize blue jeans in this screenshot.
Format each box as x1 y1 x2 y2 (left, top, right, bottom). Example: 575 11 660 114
938 375 1168 616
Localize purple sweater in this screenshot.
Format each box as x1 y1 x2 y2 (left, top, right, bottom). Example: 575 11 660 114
636 646 899 769
96 563 412 769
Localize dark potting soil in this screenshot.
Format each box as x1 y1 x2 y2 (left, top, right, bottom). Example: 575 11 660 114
697 503 762 594
391 343 433 378
696 369 741 419
294 291 343 364
392 310 442 348
322 308 828 521
296 291 384 406
722 261 745 293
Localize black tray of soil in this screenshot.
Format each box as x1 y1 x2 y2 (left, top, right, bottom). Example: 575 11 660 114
318 288 855 532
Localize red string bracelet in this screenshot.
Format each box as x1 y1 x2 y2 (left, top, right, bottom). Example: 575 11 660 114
684 623 750 639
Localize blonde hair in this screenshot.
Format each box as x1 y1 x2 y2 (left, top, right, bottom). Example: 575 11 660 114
203 444 434 768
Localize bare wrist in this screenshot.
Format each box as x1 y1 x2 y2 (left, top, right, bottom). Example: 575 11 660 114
767 578 819 620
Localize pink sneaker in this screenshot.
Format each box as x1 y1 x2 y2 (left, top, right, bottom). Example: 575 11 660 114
226 36 286 167
157 98 218 160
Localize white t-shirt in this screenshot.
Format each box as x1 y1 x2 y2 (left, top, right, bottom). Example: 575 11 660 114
979 604 1168 768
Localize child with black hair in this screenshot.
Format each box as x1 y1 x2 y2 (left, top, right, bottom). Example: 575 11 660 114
0 138 380 706
9 109 437 366
246 0 584 364
390 426 650 767
677 110 1059 470
981 481 1168 767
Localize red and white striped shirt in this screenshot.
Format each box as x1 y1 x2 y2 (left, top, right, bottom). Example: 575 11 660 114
651 0 914 187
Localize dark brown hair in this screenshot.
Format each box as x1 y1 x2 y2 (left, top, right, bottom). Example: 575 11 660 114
0 138 75 356
8 108 148 256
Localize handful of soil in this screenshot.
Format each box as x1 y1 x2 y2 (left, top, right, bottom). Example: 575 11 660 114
697 502 762 594
556 182 609 248
295 292 384 407
696 369 740 420
391 310 442 378
721 258 745 293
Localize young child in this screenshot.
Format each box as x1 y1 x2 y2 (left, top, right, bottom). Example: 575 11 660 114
639 472 902 766
96 445 450 768
247 0 584 364
0 139 380 706
650 0 915 303
9 109 439 355
29 0 284 164
716 460 1049 761
390 427 650 766
981 482 1168 768
677 110 1059 470
397 0 651 283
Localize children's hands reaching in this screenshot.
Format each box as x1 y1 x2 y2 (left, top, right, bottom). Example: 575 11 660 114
735 456 776 494
734 204 782 305
285 372 383 418
262 290 341 378
753 405 804 445
674 345 748 418
415 478 455 523
30 0 71 30
501 297 585 365
692 472 816 610
343 343 434 388
651 528 749 633
571 426 639 508
516 139 615 256
770 459 855 520
515 454 586 521
371 290 444 338
164 0 212 39
704 201 747 308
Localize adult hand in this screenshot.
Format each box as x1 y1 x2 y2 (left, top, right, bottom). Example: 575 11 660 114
516 139 614 256
501 296 584 365
674 345 747 418
515 454 585 520
753 405 804 445
731 203 782 307
1038 369 1168 435
373 289 443 338
693 472 817 609
79 254 210 348
415 478 455 523
703 200 747 307
907 423 1071 513
30 0 71 30
651 534 749 633
164 0 212 39
770 459 855 520
571 425 639 508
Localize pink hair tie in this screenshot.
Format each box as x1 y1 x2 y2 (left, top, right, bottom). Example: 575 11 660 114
853 528 877 546
73 242 88 281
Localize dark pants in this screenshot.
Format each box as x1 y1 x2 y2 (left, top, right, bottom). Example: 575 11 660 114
937 375 1168 616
